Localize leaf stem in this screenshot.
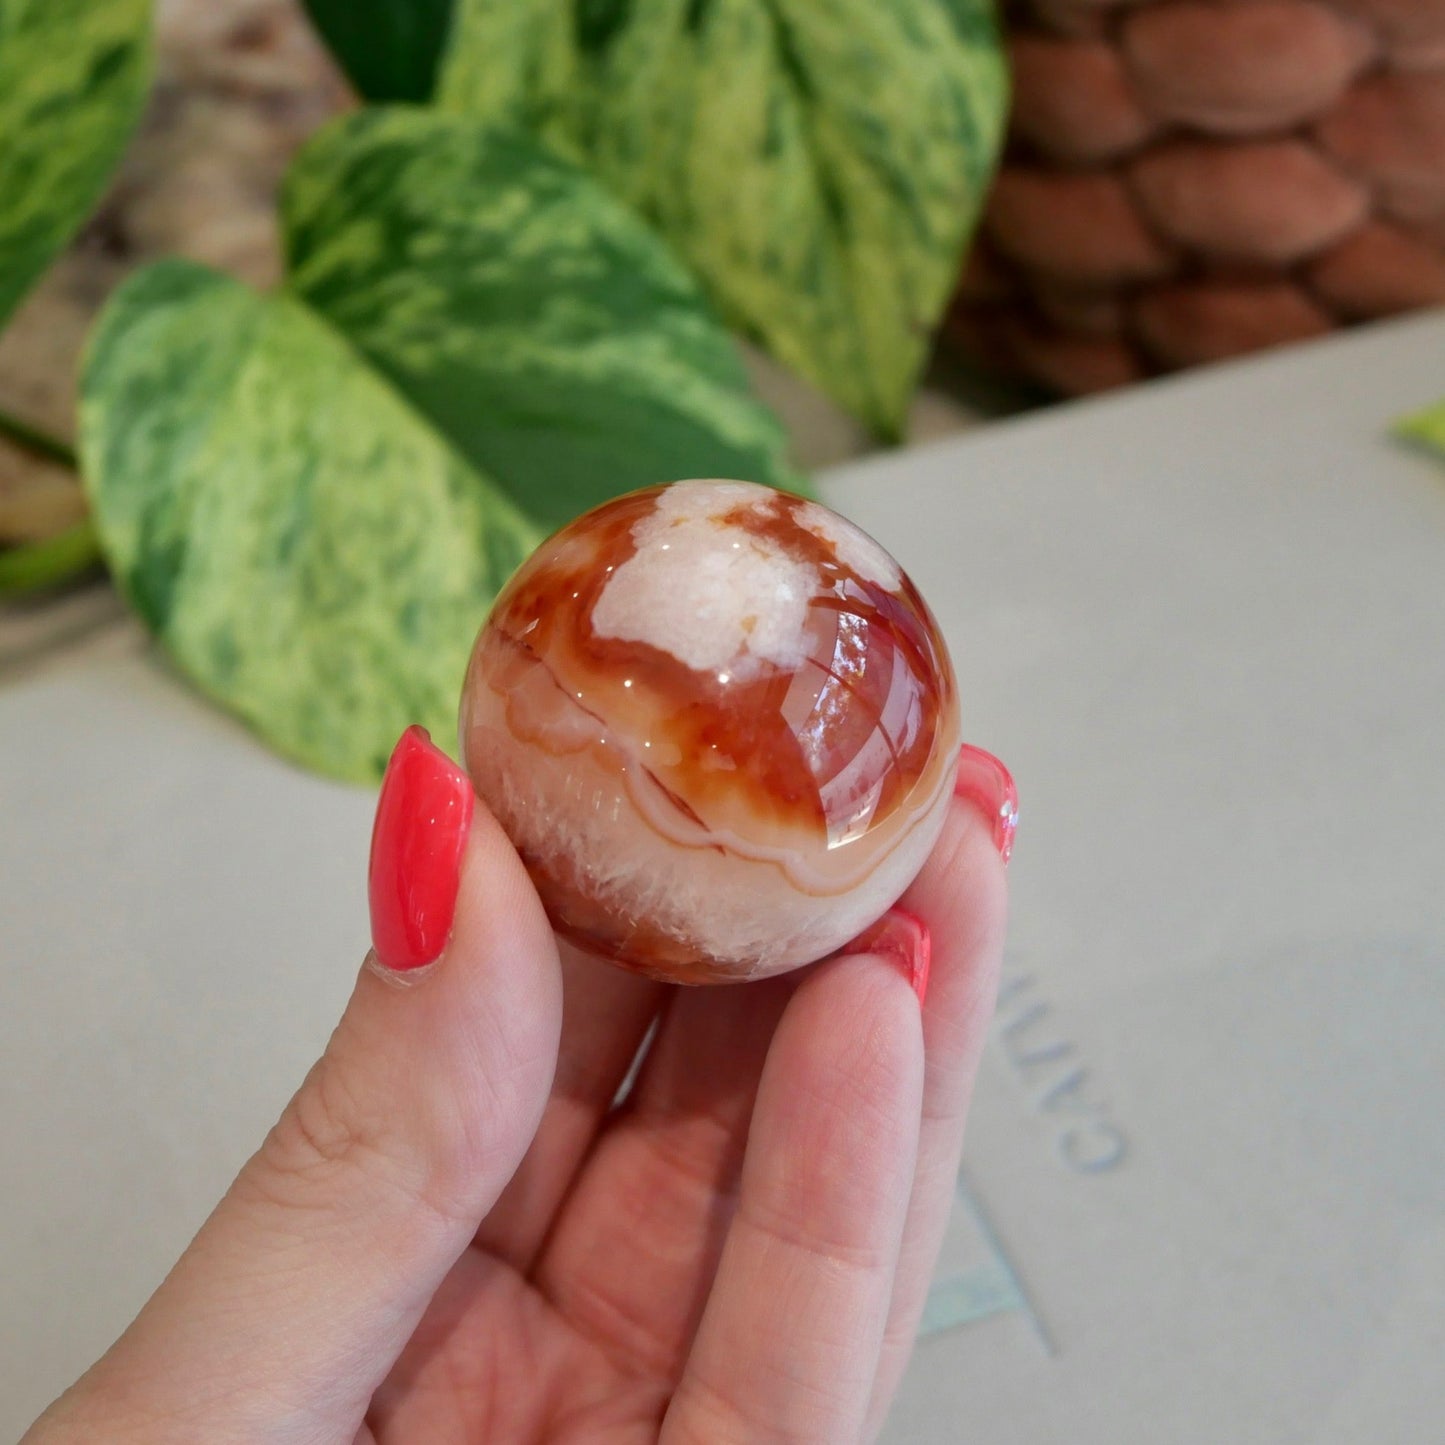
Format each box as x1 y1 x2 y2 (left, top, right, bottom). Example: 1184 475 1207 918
0 405 78 469
0 520 102 596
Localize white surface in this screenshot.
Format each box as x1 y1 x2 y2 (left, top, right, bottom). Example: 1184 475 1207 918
4 314 1445 1439
591 481 822 672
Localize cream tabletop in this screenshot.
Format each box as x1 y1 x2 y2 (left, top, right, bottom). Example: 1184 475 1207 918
3 313 1443 1441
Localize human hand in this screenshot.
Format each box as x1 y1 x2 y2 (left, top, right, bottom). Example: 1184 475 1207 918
26 729 1014 1445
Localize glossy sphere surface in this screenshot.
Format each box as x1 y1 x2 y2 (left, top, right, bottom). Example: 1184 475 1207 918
461 480 961 982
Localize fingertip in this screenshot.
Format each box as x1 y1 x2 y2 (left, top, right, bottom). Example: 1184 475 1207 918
425 797 566 1128
837 908 931 1005
342 783 565 1224
905 790 1010 966
785 949 927 1133
954 744 1018 866
451 797 561 992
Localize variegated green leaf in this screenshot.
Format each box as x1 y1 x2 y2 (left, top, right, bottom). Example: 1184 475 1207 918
81 260 542 783
284 108 804 532
300 0 453 103
82 113 801 782
1396 399 1445 465
438 0 1008 436
0 0 152 328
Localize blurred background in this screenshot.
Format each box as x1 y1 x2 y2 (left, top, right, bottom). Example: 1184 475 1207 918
2 3 1442 1439
5 0 1442 596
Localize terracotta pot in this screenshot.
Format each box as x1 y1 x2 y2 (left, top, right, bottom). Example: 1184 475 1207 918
950 0 1445 393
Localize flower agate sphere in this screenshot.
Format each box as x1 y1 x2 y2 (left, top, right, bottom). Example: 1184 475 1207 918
460 480 961 983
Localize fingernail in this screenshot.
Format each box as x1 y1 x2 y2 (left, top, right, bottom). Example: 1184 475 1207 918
955 744 1019 865
368 726 474 972
844 910 931 1006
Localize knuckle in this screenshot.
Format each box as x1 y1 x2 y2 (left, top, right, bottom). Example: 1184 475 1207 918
244 1047 503 1233
248 1055 385 1213
742 1187 895 1277
671 1367 853 1445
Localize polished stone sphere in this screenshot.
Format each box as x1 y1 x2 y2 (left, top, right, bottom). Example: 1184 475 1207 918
461 480 960 983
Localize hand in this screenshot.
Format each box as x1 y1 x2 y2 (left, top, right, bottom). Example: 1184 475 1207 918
26 732 1013 1445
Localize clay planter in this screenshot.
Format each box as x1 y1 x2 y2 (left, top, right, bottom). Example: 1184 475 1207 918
951 0 1445 394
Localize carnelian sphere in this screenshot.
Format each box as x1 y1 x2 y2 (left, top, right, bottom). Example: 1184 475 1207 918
460 480 961 983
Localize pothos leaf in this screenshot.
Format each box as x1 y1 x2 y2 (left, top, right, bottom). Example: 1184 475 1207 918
284 109 806 533
437 0 1009 437
80 112 802 783
0 0 152 329
300 0 454 103
81 261 542 782
1396 399 1445 465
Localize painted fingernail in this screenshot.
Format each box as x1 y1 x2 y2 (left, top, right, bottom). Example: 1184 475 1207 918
844 909 931 1006
368 726 474 972
955 744 1019 864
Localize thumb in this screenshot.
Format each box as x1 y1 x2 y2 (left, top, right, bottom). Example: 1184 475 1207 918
35 727 562 1444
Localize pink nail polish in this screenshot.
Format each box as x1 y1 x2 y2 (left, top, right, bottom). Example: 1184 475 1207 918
955 744 1018 864
368 726 474 972
844 910 931 1006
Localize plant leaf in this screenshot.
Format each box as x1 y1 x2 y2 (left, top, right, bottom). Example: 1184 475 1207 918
437 0 1009 436
81 114 801 782
81 260 542 783
1396 399 1445 465
0 521 100 596
300 0 454 103
284 108 805 532
0 0 152 329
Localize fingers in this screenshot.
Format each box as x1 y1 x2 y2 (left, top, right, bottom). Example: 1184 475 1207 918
532 973 795 1383
662 951 925 1445
44 729 563 1443
473 940 666 1270
866 751 1013 1433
